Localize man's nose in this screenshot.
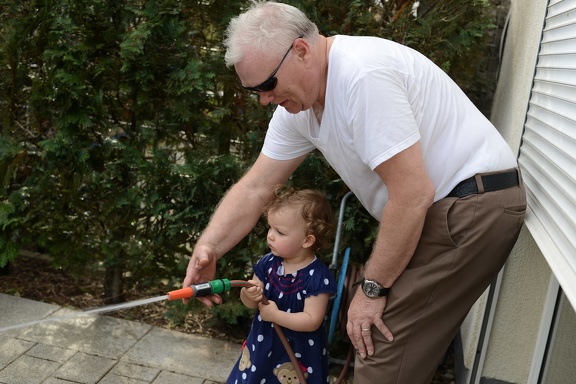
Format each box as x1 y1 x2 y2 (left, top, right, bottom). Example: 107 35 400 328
258 92 274 105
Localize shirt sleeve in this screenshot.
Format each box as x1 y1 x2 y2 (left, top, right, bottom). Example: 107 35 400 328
262 107 316 160
253 253 274 282
301 259 336 299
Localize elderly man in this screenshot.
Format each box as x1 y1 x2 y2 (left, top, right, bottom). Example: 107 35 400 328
183 2 526 383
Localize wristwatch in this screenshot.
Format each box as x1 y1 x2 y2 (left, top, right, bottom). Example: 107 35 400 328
361 278 390 298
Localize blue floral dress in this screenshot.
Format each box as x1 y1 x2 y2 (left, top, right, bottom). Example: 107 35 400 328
227 253 336 384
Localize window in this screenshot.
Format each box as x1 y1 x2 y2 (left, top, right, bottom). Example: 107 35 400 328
518 0 576 309
539 290 576 382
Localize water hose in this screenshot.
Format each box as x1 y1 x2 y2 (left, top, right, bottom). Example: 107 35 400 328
334 262 364 384
167 279 308 384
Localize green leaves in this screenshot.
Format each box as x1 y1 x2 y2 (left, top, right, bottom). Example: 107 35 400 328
0 0 223 301
120 25 152 64
0 0 498 309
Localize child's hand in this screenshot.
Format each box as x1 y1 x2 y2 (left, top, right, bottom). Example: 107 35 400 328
242 279 264 303
258 299 279 323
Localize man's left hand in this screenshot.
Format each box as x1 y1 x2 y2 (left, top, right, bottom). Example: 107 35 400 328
346 292 393 358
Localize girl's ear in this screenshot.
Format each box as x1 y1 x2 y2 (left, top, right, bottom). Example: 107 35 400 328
302 234 316 249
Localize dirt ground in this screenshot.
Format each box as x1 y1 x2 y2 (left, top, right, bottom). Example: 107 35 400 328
0 253 455 384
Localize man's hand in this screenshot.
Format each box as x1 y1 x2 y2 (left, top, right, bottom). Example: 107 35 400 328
182 244 220 306
346 291 393 358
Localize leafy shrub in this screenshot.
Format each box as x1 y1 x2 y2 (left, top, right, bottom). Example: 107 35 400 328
0 0 497 324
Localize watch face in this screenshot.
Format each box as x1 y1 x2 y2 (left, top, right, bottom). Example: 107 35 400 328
362 281 380 298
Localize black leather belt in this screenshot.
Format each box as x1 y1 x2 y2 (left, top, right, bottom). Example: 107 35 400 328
446 169 520 198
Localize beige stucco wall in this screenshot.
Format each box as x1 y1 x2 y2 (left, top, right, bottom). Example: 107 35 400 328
483 230 551 382
458 1 552 383
490 0 547 152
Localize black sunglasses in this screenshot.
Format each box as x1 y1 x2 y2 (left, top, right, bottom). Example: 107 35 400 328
242 37 302 93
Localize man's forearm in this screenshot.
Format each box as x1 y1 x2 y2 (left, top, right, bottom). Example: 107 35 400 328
365 199 430 288
196 180 273 259
194 153 304 260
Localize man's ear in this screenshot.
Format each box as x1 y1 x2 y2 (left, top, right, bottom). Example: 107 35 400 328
302 234 316 249
293 37 309 60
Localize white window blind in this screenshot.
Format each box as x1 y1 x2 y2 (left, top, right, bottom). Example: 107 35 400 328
518 0 576 309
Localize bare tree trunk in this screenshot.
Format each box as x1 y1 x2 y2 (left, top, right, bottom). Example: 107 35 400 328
104 263 124 304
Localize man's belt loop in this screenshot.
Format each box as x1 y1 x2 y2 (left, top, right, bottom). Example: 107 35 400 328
474 174 485 194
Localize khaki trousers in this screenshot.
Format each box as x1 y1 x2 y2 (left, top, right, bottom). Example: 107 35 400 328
354 181 526 384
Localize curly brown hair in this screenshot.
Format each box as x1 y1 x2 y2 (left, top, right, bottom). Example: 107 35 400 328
264 186 335 252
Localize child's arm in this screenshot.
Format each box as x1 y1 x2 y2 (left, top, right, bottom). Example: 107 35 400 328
240 276 264 309
258 293 330 332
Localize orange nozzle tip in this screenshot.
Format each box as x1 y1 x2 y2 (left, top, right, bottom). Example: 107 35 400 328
167 287 194 300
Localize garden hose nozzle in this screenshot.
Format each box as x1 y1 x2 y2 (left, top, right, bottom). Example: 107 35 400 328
167 278 231 300
166 278 306 383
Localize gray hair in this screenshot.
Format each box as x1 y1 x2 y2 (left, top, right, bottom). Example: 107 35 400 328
223 1 319 68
